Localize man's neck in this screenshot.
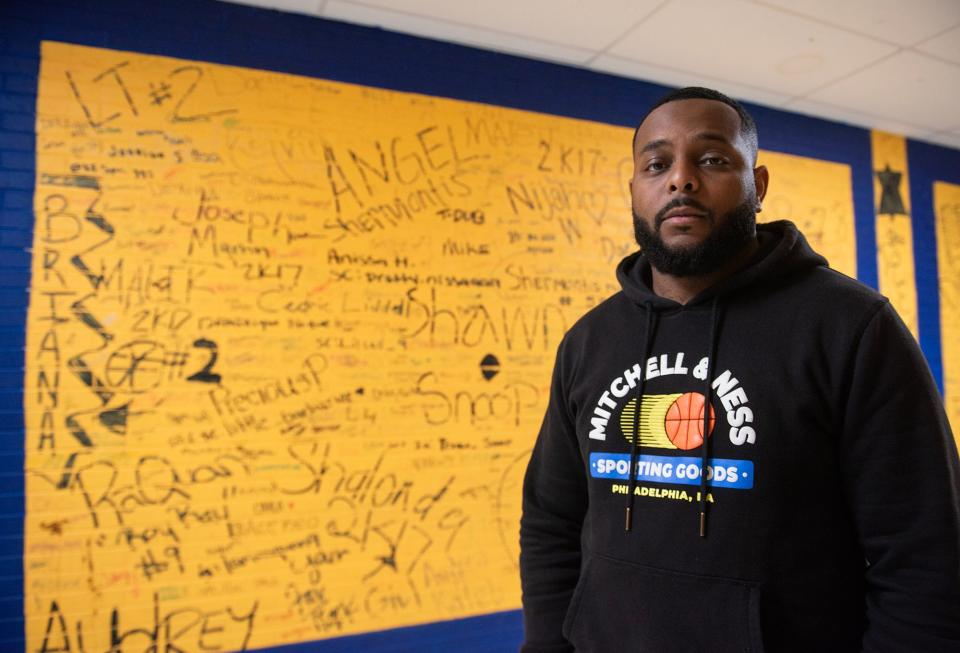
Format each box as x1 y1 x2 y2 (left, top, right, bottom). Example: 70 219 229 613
650 238 760 305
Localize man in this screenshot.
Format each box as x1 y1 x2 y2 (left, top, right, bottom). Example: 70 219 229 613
519 87 960 652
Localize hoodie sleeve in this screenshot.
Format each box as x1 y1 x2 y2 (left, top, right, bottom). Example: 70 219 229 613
839 301 960 651
520 336 588 653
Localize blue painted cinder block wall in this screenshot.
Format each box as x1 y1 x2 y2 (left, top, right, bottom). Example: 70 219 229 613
2 1 958 650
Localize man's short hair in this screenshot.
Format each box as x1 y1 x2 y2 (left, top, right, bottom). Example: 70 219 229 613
633 87 759 164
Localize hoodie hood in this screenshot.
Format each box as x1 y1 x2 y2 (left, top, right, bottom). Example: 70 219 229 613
615 220 828 308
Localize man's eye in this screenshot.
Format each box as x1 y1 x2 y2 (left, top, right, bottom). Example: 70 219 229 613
646 161 667 172
702 156 727 165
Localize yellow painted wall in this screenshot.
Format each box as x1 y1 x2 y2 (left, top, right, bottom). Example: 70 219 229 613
935 181 960 443
757 150 856 276
26 41 858 651
871 131 919 337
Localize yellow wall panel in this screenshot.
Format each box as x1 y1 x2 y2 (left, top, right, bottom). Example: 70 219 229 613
935 181 960 445
872 131 919 336
757 151 856 278
25 41 859 651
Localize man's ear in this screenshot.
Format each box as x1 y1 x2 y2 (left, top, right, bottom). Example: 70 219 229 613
753 165 769 210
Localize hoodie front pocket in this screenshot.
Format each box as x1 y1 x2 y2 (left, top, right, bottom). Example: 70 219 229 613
564 553 764 653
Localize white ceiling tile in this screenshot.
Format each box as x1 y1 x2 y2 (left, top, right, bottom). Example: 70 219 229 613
806 50 960 132
218 0 958 138
220 0 324 15
755 0 960 45
783 97 929 136
322 1 596 65
589 54 794 107
324 0 665 51
608 0 897 96
914 24 960 64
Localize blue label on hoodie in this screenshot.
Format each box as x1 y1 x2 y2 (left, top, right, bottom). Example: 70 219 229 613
589 453 754 490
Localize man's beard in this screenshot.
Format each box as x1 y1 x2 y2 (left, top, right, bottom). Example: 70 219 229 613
632 198 757 277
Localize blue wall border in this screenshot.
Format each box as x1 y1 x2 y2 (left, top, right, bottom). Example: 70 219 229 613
907 139 960 394
2 0 951 649
260 610 524 653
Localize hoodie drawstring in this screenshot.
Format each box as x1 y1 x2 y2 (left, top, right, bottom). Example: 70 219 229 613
698 297 722 537
623 298 723 537
625 300 657 532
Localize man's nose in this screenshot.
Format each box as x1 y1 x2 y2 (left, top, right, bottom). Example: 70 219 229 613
668 161 698 193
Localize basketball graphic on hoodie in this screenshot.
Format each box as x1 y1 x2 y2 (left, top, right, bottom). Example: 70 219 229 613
665 392 716 450
620 392 716 450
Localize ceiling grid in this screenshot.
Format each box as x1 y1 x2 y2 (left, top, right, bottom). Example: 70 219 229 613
221 0 960 147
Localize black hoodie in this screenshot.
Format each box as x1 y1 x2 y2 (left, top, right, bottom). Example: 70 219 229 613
520 221 960 652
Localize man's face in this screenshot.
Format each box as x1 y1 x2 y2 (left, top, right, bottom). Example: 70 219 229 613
630 99 767 276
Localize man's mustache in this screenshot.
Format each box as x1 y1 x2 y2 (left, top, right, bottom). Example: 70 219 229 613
654 198 714 228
